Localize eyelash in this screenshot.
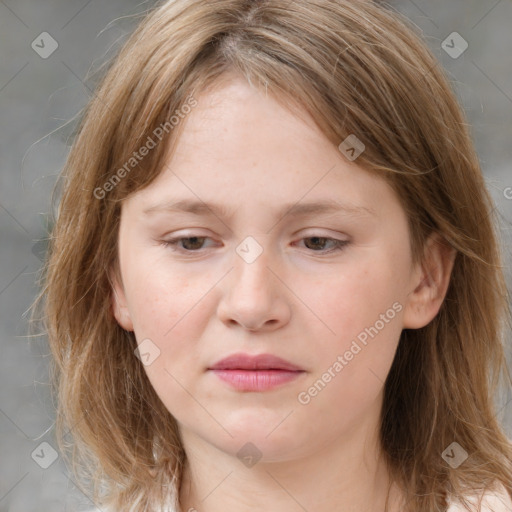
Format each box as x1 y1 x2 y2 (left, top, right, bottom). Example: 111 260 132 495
160 236 350 254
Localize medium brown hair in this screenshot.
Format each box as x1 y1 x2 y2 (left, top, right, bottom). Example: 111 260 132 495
32 0 512 510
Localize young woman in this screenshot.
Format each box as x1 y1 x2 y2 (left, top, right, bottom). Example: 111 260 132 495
34 0 512 510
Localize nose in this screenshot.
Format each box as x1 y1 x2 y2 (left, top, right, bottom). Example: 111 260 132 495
216 240 291 332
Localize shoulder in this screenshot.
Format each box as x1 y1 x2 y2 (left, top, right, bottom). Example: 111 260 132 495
81 503 180 512
447 482 512 512
80 487 180 512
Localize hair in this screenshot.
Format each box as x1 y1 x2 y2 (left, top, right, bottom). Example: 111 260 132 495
31 0 512 511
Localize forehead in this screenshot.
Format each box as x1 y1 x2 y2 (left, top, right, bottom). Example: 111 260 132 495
123 76 399 223
171 75 326 155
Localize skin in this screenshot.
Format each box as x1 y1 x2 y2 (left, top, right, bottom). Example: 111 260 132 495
111 74 456 512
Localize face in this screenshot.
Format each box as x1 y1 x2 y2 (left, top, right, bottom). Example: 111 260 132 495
111 75 435 463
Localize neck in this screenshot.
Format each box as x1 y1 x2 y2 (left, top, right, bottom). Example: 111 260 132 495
177 400 403 512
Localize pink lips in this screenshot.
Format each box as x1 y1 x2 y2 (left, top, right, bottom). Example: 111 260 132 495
208 353 305 392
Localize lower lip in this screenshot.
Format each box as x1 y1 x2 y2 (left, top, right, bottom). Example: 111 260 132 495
209 369 305 391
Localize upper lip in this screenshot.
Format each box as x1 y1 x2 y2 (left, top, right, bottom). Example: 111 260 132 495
208 353 304 371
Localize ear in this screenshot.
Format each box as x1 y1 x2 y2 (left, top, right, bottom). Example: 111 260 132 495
109 264 134 332
402 232 457 329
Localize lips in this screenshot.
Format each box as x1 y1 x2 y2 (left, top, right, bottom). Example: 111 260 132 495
208 353 305 391
208 353 303 371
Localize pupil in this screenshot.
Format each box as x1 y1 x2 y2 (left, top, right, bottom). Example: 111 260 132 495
307 237 324 250
184 237 203 250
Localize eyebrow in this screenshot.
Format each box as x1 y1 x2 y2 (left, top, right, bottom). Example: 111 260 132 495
143 198 376 220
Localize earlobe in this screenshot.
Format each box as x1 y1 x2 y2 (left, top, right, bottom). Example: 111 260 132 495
402 232 457 330
109 266 134 332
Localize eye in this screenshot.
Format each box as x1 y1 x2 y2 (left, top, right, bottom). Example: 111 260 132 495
160 236 214 252
160 235 350 254
295 236 350 253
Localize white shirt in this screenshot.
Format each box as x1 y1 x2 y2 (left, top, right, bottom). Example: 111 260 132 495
446 482 512 511
84 482 512 511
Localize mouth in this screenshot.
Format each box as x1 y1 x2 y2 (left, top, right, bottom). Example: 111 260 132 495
208 352 303 371
208 368 305 391
208 353 305 392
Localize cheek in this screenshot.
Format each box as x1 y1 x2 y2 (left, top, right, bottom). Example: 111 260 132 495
292 257 404 410
125 255 197 335
293 257 403 346
124 258 215 367
126 267 210 414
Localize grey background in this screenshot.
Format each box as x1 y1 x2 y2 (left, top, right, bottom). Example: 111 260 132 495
0 0 511 510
